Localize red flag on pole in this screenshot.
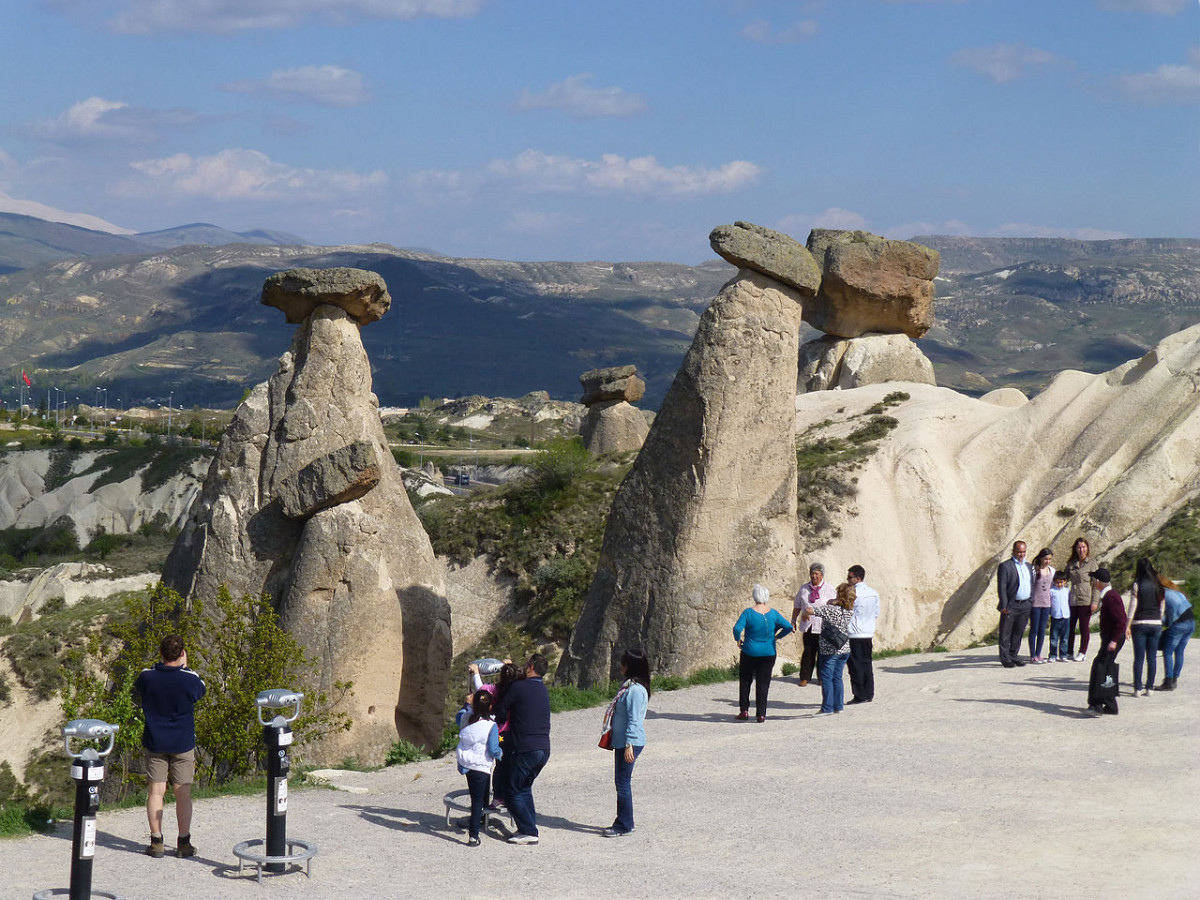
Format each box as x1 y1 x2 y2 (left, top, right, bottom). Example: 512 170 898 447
21 371 31 387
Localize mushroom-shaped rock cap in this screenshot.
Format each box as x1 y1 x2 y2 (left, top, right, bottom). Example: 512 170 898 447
579 365 646 406
709 221 821 298
262 267 391 326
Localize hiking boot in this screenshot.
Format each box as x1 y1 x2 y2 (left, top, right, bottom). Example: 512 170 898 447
146 834 164 858
177 834 196 858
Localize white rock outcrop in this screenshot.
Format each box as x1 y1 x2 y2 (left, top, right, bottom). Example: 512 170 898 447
798 333 936 393
0 449 204 545
796 323 1200 650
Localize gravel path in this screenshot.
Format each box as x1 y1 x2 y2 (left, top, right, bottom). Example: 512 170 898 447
5 645 1197 900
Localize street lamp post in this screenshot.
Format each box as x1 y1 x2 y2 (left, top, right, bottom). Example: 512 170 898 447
167 391 173 441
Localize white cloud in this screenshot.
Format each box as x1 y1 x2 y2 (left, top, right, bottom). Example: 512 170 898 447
515 75 646 119
950 43 1058 84
62 0 488 34
741 18 819 45
223 65 369 108
776 208 869 240
503 209 584 236
1112 50 1200 104
125 148 386 200
416 150 761 199
0 189 135 233
27 97 203 144
1095 0 1189 13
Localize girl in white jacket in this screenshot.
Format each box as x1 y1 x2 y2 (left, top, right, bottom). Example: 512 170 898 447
456 690 503 846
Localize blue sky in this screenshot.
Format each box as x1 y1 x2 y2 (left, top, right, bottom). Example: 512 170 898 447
0 0 1196 262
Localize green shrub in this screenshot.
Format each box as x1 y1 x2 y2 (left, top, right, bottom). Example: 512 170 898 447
0 671 10 704
781 662 799 676
529 554 594 639
60 582 352 793
68 437 84 451
43 450 76 491
847 415 899 444
39 597 67 615
384 739 428 766
392 448 418 468
528 437 595 495
85 526 128 560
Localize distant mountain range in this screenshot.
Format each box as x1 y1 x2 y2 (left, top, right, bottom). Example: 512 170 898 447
0 212 306 274
0 211 1196 409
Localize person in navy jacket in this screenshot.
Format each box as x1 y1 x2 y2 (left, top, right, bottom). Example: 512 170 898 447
133 635 206 858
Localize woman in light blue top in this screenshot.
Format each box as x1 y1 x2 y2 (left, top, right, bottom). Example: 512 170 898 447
1157 574 1193 690
601 649 651 837
732 584 794 722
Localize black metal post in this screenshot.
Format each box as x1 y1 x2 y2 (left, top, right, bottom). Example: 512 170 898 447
263 718 292 872
67 752 103 900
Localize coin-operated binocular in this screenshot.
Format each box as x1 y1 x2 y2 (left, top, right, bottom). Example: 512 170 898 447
231 690 316 883
32 719 126 900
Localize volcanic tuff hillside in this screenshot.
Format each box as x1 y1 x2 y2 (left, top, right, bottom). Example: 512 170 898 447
0 219 1196 407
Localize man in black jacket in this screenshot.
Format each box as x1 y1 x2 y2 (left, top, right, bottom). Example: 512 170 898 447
133 635 206 858
996 540 1034 668
493 654 551 845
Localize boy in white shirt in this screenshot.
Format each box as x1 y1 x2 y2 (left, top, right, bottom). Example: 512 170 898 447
1048 570 1072 662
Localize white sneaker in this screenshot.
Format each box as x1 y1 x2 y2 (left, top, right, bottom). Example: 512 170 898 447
1074 653 1086 661
508 834 539 845
1058 657 1069 663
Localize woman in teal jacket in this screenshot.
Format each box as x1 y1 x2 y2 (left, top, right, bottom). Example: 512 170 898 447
601 649 651 837
732 584 794 722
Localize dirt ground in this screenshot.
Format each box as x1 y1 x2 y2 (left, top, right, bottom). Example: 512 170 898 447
4 643 1197 900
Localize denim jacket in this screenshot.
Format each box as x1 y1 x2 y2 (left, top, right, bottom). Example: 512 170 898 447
609 682 648 749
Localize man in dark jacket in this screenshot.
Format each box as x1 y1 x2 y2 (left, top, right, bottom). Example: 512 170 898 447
1087 568 1128 716
493 654 551 845
133 635 206 858
996 540 1035 667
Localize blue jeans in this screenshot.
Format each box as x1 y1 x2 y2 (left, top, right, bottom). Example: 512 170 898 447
1028 606 1051 657
818 653 847 712
613 745 643 833
1130 624 1161 691
507 748 549 837
1161 618 1193 679
1048 617 1070 659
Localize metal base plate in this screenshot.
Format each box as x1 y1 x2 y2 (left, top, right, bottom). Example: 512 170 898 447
232 838 317 884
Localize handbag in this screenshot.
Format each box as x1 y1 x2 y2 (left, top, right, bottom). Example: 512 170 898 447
598 680 631 750
822 620 848 648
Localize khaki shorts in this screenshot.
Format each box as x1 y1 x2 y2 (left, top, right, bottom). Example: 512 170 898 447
145 748 195 786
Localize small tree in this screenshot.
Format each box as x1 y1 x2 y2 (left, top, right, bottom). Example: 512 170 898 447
528 436 595 495
61 582 352 797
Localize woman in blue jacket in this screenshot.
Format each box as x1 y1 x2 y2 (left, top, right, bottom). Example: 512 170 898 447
1158 574 1193 690
602 649 651 837
732 584 794 722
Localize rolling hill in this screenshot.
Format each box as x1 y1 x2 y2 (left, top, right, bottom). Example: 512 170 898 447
0 214 1196 409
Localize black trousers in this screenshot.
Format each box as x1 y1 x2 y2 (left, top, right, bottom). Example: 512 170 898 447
799 632 821 683
847 637 874 701
1087 641 1124 714
739 652 775 718
998 606 1031 665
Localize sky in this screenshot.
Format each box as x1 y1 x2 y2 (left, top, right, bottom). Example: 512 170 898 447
0 0 1197 263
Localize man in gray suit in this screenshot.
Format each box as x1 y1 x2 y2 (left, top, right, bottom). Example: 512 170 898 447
996 540 1034 668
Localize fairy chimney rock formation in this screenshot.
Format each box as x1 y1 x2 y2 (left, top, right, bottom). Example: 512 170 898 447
164 268 450 765
579 366 649 454
580 365 646 406
561 242 815 686
803 229 939 338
